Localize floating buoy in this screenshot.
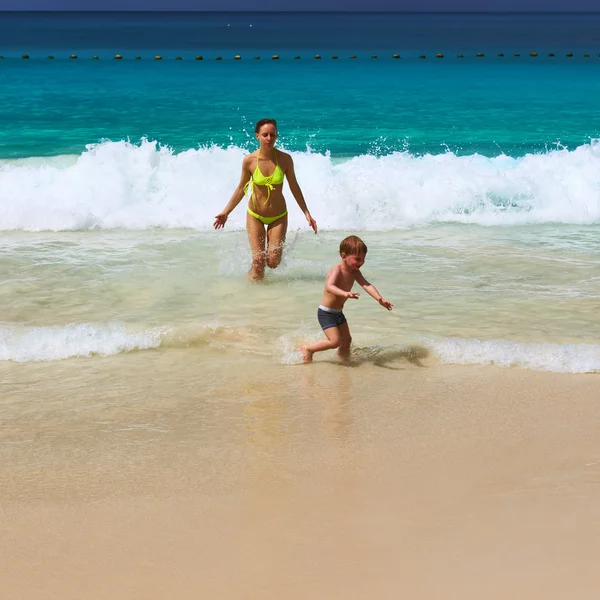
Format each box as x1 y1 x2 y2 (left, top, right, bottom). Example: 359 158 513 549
22 54 30 59
514 53 520 57
436 53 444 58
195 55 203 60
234 55 241 60
176 56 182 60
457 53 464 58
548 53 554 57
314 54 321 59
294 56 300 59
350 55 357 59
498 53 504 56
216 56 222 60
332 55 338 59
476 52 484 57
272 55 279 60
155 55 162 60
92 56 99 60
419 55 426 59
566 52 573 57
254 56 260 59
135 56 141 60
371 55 378 59
70 54 77 59
529 52 537 57
392 54 400 59
584 53 590 57
48 55 55 59
115 54 123 60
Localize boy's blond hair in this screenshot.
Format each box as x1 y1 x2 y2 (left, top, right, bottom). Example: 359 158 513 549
339 235 368 256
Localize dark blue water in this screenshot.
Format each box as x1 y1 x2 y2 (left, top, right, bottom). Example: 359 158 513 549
1 12 600 55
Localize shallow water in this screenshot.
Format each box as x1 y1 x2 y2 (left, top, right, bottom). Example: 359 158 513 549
2 225 599 372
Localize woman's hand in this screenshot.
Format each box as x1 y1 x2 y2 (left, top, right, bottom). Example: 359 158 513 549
305 213 318 234
213 213 228 229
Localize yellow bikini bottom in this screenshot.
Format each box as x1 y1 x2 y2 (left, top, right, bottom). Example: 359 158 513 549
247 207 288 225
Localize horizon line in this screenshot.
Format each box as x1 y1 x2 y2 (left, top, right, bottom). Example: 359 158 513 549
2 9 600 14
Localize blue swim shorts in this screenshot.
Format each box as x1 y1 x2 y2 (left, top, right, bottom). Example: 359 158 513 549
317 305 347 331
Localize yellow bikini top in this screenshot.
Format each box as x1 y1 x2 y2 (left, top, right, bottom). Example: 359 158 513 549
244 148 285 206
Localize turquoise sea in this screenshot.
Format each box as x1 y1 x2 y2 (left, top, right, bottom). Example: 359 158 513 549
1 12 600 372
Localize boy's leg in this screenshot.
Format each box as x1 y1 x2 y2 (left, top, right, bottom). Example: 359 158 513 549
337 322 352 361
301 326 340 363
246 212 267 281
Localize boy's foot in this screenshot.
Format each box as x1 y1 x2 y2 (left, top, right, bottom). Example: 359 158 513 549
300 345 313 364
337 346 350 358
337 349 351 364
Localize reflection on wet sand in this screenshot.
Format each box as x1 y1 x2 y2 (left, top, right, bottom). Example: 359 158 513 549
244 388 288 451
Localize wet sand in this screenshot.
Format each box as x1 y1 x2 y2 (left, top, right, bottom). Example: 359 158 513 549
2 352 600 599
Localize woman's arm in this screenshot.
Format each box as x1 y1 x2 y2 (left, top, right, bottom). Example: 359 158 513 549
284 155 318 234
214 157 252 229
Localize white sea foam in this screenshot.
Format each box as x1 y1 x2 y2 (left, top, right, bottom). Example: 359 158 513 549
430 337 600 373
2 139 600 231
0 322 165 362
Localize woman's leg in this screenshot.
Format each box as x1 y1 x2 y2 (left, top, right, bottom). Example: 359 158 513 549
266 213 288 269
246 211 267 281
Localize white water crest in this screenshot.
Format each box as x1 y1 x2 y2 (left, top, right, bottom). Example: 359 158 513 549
0 321 271 363
2 139 600 231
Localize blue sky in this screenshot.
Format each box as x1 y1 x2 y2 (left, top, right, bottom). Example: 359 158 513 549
0 0 598 10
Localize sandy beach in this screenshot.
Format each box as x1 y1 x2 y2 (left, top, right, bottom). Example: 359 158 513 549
2 352 599 599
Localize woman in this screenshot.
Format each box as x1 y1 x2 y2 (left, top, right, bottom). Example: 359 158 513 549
213 118 318 281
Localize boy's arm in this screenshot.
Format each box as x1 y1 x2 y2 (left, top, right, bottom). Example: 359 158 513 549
325 267 359 299
356 272 393 310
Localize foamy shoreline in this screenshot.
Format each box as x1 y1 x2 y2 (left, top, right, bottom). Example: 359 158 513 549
2 320 600 373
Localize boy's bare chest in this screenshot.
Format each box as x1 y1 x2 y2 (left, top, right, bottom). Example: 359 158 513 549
334 272 356 291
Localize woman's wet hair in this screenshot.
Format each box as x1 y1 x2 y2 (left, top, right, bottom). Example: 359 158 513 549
255 118 278 133
339 235 368 256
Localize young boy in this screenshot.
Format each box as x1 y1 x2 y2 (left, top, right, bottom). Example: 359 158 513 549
301 235 393 363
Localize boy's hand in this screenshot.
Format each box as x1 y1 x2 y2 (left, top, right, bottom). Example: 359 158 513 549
346 292 360 299
379 298 393 310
